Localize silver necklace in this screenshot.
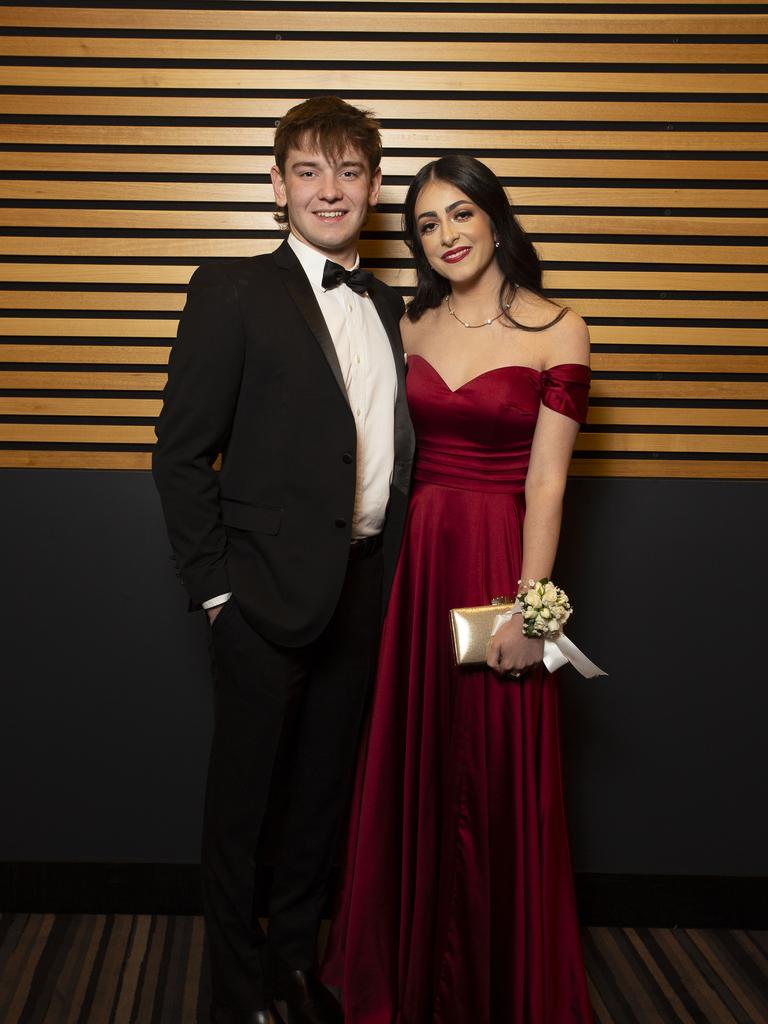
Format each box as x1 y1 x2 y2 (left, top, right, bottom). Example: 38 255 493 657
445 290 514 329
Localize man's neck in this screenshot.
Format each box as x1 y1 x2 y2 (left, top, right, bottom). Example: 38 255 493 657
288 231 358 269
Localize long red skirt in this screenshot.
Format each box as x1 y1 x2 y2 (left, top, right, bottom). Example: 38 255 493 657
322 471 593 1024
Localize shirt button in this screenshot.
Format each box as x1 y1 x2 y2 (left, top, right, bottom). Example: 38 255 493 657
335 518 347 528
342 452 353 464
347 304 353 312
356 408 362 417
355 354 361 364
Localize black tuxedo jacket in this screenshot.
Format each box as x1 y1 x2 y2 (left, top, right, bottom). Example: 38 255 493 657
152 240 415 647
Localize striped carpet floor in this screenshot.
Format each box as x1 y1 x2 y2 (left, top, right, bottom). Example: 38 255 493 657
1 914 766 1023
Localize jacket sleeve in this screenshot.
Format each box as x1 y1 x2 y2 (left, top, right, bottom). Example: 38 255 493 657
152 263 245 606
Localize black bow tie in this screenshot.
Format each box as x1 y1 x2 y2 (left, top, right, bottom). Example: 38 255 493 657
322 260 373 295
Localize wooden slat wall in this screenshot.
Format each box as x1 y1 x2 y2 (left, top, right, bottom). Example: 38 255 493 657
0 1 765 477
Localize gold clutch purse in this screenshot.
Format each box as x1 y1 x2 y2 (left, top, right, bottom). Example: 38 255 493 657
449 597 519 666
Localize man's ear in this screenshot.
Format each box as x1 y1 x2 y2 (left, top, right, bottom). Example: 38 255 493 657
368 166 382 208
271 164 287 207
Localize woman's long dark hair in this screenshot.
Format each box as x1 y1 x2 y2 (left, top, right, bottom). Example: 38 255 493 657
403 156 548 323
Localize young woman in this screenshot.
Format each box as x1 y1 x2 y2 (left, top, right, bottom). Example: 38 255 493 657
324 156 593 1023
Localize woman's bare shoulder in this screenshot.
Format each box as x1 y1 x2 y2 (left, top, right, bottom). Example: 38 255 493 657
544 308 590 368
400 303 442 354
513 290 590 367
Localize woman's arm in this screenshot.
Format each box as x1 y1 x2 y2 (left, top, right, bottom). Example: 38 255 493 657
487 312 589 676
518 406 581 584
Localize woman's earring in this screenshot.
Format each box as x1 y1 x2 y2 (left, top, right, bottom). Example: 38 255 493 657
494 240 500 248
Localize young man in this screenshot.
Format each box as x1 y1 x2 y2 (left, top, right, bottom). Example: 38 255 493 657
153 98 414 1024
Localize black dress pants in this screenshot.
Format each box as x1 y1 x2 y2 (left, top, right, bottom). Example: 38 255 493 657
202 544 383 1015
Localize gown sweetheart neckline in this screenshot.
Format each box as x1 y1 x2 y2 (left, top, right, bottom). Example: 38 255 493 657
407 352 590 395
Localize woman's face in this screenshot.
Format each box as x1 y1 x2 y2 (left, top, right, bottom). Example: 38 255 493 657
413 178 498 288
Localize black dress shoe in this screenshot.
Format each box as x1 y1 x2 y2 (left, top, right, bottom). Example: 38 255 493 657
210 1006 286 1024
274 969 343 1024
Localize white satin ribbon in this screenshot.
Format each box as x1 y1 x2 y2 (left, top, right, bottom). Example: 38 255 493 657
491 609 607 679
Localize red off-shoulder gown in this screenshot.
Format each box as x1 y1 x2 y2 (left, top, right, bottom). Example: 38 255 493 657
323 357 594 1024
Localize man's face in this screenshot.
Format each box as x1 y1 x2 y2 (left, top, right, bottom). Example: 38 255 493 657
271 145 381 265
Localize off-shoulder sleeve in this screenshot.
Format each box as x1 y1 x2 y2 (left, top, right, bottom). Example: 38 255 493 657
540 363 591 424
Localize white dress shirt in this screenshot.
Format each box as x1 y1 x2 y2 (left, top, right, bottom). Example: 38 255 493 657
203 232 397 610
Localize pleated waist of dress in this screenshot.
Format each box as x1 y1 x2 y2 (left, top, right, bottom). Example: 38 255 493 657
413 444 528 494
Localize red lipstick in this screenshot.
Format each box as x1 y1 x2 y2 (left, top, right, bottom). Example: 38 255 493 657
442 247 470 264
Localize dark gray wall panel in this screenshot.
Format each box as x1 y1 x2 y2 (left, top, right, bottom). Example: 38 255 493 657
1 471 766 873
558 478 767 875
1 469 212 862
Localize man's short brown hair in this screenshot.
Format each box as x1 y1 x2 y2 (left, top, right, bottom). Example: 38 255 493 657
273 96 382 225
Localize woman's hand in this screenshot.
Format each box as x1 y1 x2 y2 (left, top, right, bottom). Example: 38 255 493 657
486 617 544 678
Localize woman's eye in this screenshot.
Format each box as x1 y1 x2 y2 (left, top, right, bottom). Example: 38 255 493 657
454 209 472 221
420 222 437 234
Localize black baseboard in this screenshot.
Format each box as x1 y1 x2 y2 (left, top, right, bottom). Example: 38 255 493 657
0 862 203 916
574 872 768 928
1 863 766 927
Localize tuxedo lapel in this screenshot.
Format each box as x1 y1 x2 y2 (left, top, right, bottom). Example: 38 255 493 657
369 280 414 494
272 239 349 405
271 240 413 487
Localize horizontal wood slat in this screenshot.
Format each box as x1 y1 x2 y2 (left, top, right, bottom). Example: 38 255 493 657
3 424 767 455
0 450 154 470
587 408 768 427
3 180 765 209
556 299 768 318
0 423 156 443
588 327 767 347
3 345 767 375
1 450 764 479
3 266 768 300
2 125 767 153
1 98 766 126
0 344 171 364
589 382 768 401
2 68 765 94
0 397 160 417
0 239 763 266
2 210 768 246
3 38 768 65
1 322 761 348
570 460 768 479
2 372 766 403
2 395 764 429
0 370 168 390
1 306 766 335
574 434 768 454
478 216 768 237
2 154 766 183
0 319 178 337
3 214 765 239
1 303 766 337
0 266 765 297
0 8 764 34
1 3 764 481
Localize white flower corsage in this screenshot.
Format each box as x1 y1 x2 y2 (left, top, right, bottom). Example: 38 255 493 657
490 577 607 678
517 577 572 638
